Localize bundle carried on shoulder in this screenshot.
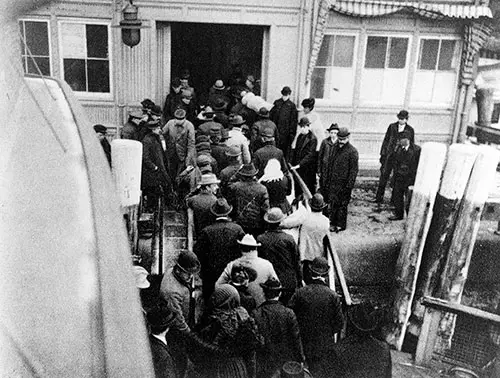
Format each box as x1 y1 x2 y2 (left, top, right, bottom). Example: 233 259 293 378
241 92 273 113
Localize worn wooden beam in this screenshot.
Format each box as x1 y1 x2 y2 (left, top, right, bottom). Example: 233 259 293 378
415 306 441 365
387 142 447 350
422 297 500 325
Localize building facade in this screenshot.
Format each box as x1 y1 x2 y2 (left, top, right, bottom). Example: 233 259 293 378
19 0 493 166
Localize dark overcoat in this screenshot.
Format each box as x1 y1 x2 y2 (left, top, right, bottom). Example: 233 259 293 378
380 122 415 160
141 132 171 189
210 143 230 172
392 143 421 187
253 143 287 177
317 137 335 196
260 177 292 215
228 179 270 232
251 119 279 151
253 300 305 378
149 335 178 378
291 132 317 194
163 90 182 122
270 98 298 154
186 191 217 235
323 142 359 192
256 230 302 291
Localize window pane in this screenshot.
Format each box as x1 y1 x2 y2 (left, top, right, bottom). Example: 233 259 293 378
333 36 355 67
365 36 387 69
24 21 49 56
19 22 25 54
27 57 51 76
388 38 408 69
64 58 86 91
87 59 110 92
419 39 439 70
86 25 108 58
438 40 456 71
310 68 326 98
316 35 334 66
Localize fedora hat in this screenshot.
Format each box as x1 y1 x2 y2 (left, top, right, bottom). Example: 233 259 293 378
238 234 261 247
210 198 233 217
213 98 228 111
238 163 258 177
258 107 270 118
337 127 350 138
348 303 384 333
328 123 339 132
199 173 220 186
260 277 282 291
309 193 327 211
213 79 225 90
264 207 286 224
230 115 245 126
176 250 201 274
310 257 330 276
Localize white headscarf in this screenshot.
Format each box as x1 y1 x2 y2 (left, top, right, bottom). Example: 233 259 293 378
259 159 284 183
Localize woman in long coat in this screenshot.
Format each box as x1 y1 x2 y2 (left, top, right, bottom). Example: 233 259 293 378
258 159 292 215
290 117 318 197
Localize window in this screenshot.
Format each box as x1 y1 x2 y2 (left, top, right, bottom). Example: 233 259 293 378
310 34 356 104
411 38 459 105
60 21 110 93
360 35 410 105
19 20 51 76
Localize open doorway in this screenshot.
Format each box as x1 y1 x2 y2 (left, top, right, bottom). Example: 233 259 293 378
170 22 265 103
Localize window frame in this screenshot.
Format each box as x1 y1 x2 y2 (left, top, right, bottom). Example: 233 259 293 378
57 18 113 100
359 32 413 107
311 31 359 106
411 35 462 107
19 18 53 77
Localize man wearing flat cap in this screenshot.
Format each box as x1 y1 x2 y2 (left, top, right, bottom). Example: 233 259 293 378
162 108 196 182
270 86 298 161
323 126 358 233
289 257 344 378
376 109 415 204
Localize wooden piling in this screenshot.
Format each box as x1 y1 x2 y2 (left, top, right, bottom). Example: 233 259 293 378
409 144 478 338
434 146 500 352
386 142 447 350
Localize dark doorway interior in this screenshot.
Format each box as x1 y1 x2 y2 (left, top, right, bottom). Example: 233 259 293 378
170 22 264 104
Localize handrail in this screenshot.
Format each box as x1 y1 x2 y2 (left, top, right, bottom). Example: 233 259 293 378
289 166 312 212
187 207 194 252
324 235 352 306
422 296 500 324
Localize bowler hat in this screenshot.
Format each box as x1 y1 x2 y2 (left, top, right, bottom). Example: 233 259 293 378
226 146 242 157
298 117 310 126
260 277 283 291
93 124 107 134
174 108 187 120
176 250 201 274
213 79 225 90
238 163 258 177
196 154 212 167
258 107 270 118
328 123 340 132
238 234 261 247
230 264 258 286
337 127 350 138
348 303 383 333
199 173 220 186
213 99 228 111
309 193 327 211
281 86 292 96
146 302 177 329
230 115 245 126
264 207 286 224
310 257 330 276
397 110 409 119
210 198 233 217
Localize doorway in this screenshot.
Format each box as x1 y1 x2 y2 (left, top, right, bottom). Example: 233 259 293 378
169 22 265 103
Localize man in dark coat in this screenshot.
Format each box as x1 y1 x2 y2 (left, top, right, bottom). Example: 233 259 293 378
141 120 173 212
186 173 219 235
389 132 421 220
162 77 183 122
253 278 305 378
251 107 279 152
325 127 359 233
121 111 146 140
375 109 415 204
194 198 245 301
257 208 302 305
253 128 288 178
289 257 344 378
317 123 339 204
147 300 179 378
219 146 243 198
93 124 112 166
227 163 270 236
290 117 318 197
270 86 298 161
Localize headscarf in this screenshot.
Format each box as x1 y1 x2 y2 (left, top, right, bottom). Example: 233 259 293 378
259 159 284 183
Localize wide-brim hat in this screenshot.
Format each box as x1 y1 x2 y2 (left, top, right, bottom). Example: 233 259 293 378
238 163 258 177
211 198 233 217
309 257 330 276
328 123 340 132
348 303 383 333
230 115 245 126
264 207 286 224
309 193 327 211
238 234 261 247
199 173 220 186
260 277 282 291
337 127 350 139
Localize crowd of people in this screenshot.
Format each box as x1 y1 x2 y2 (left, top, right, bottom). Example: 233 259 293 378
93 70 423 377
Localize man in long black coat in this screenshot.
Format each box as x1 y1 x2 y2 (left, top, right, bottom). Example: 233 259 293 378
194 198 245 301
324 127 358 232
253 278 305 378
289 257 344 378
317 123 339 204
290 117 318 197
253 129 288 178
389 131 421 220
270 86 298 160
375 109 415 204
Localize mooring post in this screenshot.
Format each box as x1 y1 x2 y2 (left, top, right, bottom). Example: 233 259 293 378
387 142 447 350
409 144 478 338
